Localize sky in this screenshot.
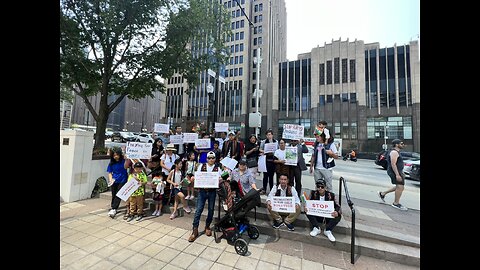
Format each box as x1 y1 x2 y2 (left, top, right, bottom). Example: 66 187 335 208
284 0 420 60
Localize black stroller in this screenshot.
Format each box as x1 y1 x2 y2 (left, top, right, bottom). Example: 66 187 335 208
213 181 262 256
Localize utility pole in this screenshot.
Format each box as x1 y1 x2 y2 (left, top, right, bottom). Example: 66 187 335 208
254 48 262 138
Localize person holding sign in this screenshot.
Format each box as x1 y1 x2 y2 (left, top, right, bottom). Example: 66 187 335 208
266 174 301 231
259 129 278 195
274 139 293 185
125 162 148 222
106 147 129 218
188 151 223 242
305 179 341 242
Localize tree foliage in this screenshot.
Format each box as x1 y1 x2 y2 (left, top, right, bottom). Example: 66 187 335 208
60 0 231 150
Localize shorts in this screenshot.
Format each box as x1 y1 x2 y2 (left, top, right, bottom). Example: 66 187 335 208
152 192 164 203
387 170 405 185
172 187 184 197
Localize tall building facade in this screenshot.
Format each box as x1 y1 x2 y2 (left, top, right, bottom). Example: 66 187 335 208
272 39 420 153
164 0 287 134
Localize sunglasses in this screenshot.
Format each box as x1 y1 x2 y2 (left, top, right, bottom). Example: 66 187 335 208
207 157 215 160
316 185 325 189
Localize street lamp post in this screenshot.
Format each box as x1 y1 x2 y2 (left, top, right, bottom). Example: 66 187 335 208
383 125 389 150
207 81 215 133
253 48 262 138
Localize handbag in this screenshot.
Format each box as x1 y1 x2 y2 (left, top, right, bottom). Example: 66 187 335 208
246 157 258 168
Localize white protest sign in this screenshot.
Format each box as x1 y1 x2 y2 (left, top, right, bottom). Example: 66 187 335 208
264 142 277 154
154 123 170 134
125 142 152 159
169 134 183 144
116 179 140 201
195 139 211 149
305 200 335 218
183 133 198 143
257 155 267 172
282 124 304 140
215 122 229 132
194 171 219 188
220 157 238 171
271 196 296 213
284 146 298 166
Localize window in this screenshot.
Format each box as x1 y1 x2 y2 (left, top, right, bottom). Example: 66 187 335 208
253 38 257 46
239 67 243 76
232 11 235 18
334 57 340 84
235 21 239 29
259 3 263 11
326 95 333 103
253 49 257 57
350 59 356 82
235 44 239 52
342 93 348 102
258 14 263 22
342 58 348 83
236 9 240 17
239 55 243 63
258 37 262 45
350 93 357 103
258 26 262 33
234 68 238 76
326 61 332 84
319 95 325 106
239 43 244 51
228 1 231 8
235 56 238 64
235 32 239 40
231 22 235 29
230 57 234 65
252 72 256 80
254 16 258 23
240 20 244 28
319 64 325 85
240 31 244 39
254 27 257 34
254 4 258 12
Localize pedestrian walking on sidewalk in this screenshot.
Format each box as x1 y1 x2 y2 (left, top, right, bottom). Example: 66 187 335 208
188 151 223 242
106 147 129 218
305 179 341 242
378 139 408 211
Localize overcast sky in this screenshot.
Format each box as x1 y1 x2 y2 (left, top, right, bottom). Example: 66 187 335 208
284 0 420 60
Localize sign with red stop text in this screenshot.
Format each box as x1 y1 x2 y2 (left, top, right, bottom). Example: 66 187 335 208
305 200 334 218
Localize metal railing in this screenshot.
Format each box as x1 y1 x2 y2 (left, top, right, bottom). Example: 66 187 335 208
338 176 356 264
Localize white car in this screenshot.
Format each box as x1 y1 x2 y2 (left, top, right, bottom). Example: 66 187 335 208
135 133 154 143
303 145 314 166
403 159 420 178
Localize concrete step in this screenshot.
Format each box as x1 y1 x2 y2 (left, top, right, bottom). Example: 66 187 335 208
99 190 420 266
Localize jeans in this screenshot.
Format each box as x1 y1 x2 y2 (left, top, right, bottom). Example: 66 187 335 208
192 189 217 229
263 161 275 192
110 182 126 210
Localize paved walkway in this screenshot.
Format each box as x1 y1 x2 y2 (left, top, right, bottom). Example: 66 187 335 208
60 197 419 270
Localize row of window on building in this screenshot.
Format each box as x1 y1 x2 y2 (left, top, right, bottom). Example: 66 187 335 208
224 0 246 9
319 59 356 85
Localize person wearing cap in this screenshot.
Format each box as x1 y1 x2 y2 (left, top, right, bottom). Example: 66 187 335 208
160 143 180 175
195 133 214 164
188 151 224 242
222 131 242 163
305 179 342 242
125 161 148 222
309 130 338 192
378 139 408 211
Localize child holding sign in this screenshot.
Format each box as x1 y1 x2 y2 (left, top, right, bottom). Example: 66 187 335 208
126 162 148 222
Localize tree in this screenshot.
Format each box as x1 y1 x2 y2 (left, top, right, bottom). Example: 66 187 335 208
60 0 231 151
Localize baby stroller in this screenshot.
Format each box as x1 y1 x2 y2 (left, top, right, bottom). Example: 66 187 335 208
213 180 261 256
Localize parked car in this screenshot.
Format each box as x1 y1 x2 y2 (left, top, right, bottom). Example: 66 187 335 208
135 133 154 143
375 150 420 169
303 145 314 166
403 159 420 177
408 161 420 181
105 130 114 139
111 131 136 142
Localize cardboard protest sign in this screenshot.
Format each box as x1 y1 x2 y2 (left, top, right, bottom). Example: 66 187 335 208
116 179 140 201
194 172 219 188
195 139 211 149
125 142 152 159
183 133 198 143
271 196 296 213
282 124 304 140
305 200 335 218
284 146 298 166
220 157 238 171
215 122 229 132
169 134 183 144
264 142 277 154
154 123 170 134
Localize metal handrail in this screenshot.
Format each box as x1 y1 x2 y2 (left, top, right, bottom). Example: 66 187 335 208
338 176 356 264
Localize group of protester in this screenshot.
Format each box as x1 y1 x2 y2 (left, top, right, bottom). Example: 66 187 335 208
104 120 361 244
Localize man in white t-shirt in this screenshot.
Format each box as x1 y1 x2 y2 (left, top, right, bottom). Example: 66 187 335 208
309 130 338 192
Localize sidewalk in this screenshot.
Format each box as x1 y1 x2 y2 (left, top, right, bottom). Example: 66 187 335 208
60 196 419 270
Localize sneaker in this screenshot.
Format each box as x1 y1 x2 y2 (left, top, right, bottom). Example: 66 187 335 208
156 210 162 216
170 213 177 220
272 221 284 229
151 210 158 216
324 230 336 242
391 203 408 211
185 195 191 200
184 206 192 214
310 227 320 237
378 191 385 202
285 223 295 231
126 215 134 222
189 195 195 200
136 215 144 221
108 209 116 218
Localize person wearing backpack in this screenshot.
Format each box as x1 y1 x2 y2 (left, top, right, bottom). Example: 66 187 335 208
188 151 223 242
